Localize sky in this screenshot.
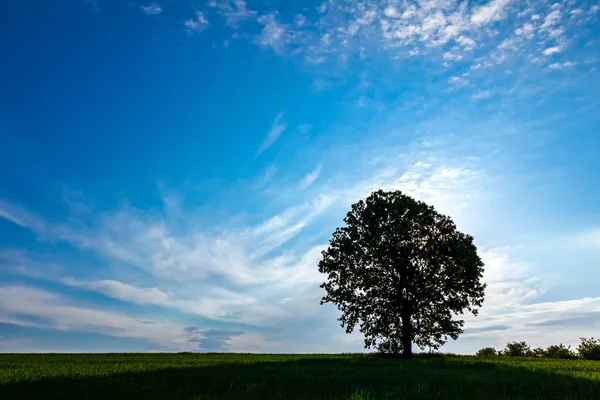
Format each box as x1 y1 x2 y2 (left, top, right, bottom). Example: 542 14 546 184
0 0 599 354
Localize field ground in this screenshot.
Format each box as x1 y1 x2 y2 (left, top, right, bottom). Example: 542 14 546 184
1 353 599 399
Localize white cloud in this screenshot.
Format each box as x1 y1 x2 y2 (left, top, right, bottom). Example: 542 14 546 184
443 52 463 64
61 278 265 323
470 0 512 25
537 8 566 42
257 112 286 154
0 193 333 289
191 0 591 74
540 9 562 33
299 165 323 189
0 200 46 232
0 286 199 350
295 14 307 27
208 0 256 27
64 279 171 305
356 10 377 26
514 22 535 39
184 11 208 33
335 162 484 230
542 46 561 55
384 7 401 19
568 228 600 247
478 249 544 310
548 61 576 69
254 12 291 54
471 90 492 100
257 165 277 188
456 35 476 50
140 3 162 16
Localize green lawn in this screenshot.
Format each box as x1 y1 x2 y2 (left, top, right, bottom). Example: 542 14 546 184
1 353 599 399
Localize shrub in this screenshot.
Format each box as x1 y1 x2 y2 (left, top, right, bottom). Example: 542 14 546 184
544 344 577 359
476 347 498 357
532 347 545 358
577 337 600 360
502 341 532 357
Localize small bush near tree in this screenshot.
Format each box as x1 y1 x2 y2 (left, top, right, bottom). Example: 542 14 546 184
578 337 600 360
476 347 497 357
544 344 577 359
502 341 532 357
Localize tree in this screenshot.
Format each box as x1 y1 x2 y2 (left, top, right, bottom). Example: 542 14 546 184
544 344 577 359
532 347 545 358
578 337 600 360
318 190 486 357
476 347 498 357
502 341 532 357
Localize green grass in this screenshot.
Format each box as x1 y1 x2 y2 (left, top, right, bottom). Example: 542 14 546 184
1 353 599 399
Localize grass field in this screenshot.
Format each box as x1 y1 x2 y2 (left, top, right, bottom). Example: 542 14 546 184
1 353 599 399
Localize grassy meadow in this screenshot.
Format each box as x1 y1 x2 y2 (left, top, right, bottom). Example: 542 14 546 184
1 353 599 399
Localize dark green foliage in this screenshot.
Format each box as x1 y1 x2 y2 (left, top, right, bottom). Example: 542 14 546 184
532 347 545 358
476 347 498 357
544 344 577 359
2 354 600 400
502 341 532 357
578 337 600 360
319 190 486 357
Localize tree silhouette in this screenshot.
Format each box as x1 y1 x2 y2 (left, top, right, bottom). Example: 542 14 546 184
318 190 485 357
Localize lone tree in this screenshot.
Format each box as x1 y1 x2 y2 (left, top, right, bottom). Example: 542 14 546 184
318 190 485 357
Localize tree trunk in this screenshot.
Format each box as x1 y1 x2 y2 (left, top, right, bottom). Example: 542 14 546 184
401 304 413 357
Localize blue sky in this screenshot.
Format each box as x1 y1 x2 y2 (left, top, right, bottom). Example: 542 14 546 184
0 0 599 353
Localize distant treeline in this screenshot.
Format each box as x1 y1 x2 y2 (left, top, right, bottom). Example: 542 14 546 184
476 337 600 360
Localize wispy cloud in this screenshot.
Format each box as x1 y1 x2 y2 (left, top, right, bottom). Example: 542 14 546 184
299 165 323 189
539 9 563 37
471 0 512 25
193 0 596 87
296 124 312 134
61 278 262 323
184 11 208 33
254 13 291 54
567 228 600 248
548 61 576 69
515 22 535 39
471 90 492 100
64 279 171 306
257 112 286 155
208 0 256 28
0 200 51 239
140 3 163 16
0 286 199 350
0 194 331 289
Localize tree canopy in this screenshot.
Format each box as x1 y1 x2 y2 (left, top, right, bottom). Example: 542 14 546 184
318 190 485 356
